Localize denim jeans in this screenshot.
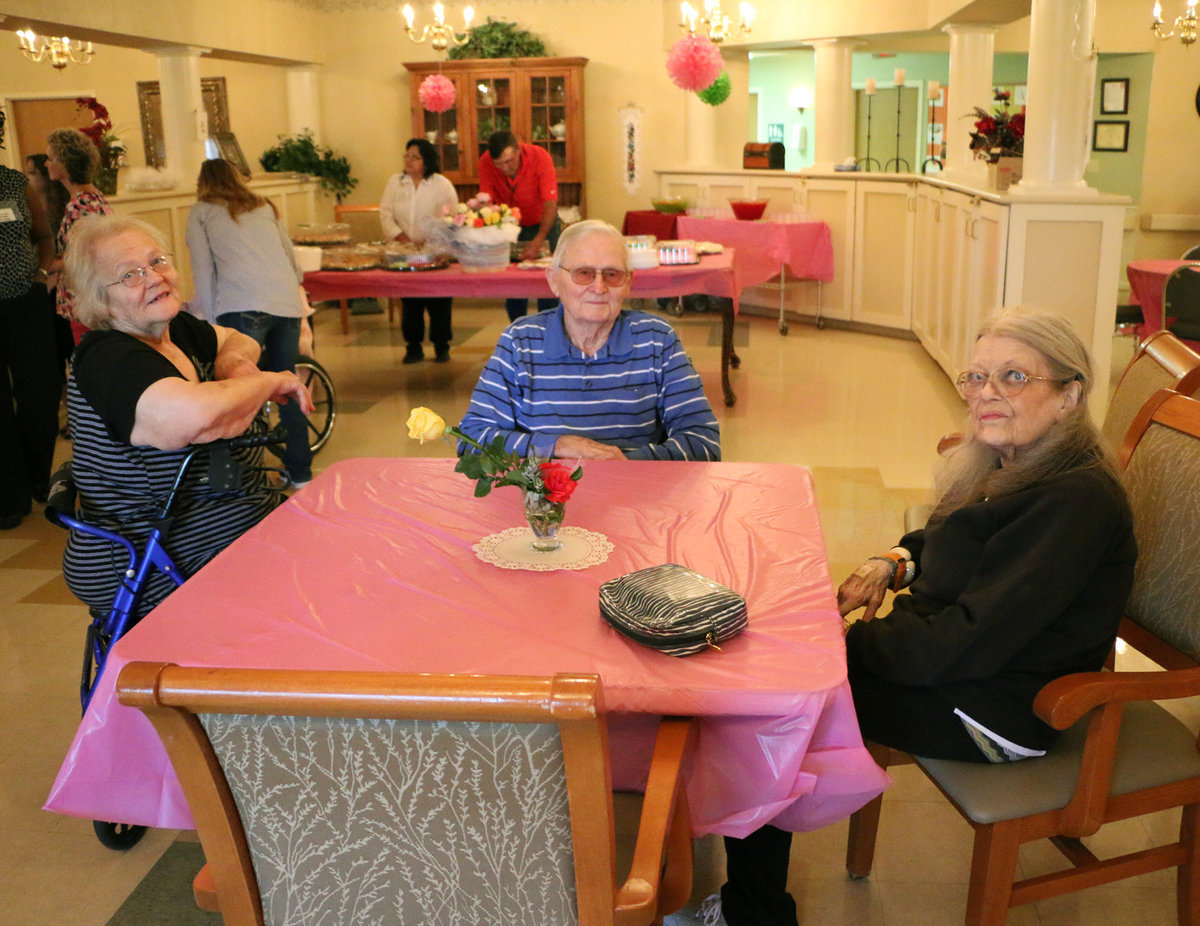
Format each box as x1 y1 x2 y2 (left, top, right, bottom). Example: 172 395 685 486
216 311 313 482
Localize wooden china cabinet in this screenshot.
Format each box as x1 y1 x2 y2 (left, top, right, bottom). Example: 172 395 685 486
403 57 587 212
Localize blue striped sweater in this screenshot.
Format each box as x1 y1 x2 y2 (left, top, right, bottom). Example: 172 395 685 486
459 307 720 460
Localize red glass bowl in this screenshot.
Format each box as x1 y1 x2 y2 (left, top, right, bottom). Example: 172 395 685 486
729 200 768 221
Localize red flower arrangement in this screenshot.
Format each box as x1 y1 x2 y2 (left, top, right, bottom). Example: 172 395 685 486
966 89 1025 161
76 97 126 194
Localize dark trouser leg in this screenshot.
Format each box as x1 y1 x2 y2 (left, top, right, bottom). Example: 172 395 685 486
846 642 990 762
427 298 453 350
720 825 798 926
400 297 427 348
513 217 563 319
504 298 528 322
0 286 61 516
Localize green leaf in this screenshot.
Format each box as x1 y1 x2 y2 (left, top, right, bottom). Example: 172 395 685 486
570 466 583 481
474 479 493 497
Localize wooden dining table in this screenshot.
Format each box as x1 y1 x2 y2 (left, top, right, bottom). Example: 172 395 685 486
46 458 889 839
303 251 746 406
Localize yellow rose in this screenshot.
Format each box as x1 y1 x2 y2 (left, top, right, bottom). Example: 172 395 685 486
407 407 446 444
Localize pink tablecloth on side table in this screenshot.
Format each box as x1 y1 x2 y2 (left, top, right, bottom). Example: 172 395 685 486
1126 259 1200 335
677 216 835 288
46 459 887 838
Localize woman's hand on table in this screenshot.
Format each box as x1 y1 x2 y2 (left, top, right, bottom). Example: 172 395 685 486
553 435 626 460
837 559 893 622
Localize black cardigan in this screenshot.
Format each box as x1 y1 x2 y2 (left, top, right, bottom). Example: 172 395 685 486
845 465 1136 750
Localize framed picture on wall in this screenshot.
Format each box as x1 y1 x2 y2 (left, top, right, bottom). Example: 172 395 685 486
1092 120 1129 152
1100 78 1130 115
214 132 250 177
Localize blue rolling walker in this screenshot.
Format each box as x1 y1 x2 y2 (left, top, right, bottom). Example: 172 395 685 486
45 425 287 849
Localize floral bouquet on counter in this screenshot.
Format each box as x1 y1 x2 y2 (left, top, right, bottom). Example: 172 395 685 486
965 89 1025 162
76 97 126 196
439 192 522 247
407 407 581 501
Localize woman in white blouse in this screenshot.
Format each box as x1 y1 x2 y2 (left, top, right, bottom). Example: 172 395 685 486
379 138 458 363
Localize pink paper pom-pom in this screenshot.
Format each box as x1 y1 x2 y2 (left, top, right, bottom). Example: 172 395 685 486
418 74 457 113
665 34 724 93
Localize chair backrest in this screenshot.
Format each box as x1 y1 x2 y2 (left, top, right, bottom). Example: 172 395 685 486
333 204 383 244
117 664 622 926
1163 264 1200 341
1118 390 1200 668
1101 330 1200 456
1180 245 1200 261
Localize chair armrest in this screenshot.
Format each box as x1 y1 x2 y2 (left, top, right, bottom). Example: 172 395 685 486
1034 666 1200 730
615 717 696 924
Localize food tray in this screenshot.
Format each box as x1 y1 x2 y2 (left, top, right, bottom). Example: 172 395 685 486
385 256 452 271
292 222 352 246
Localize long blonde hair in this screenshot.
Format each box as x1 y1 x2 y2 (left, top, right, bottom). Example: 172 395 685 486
930 310 1121 523
196 158 275 221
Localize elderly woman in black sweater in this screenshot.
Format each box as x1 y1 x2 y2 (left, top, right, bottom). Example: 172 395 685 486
670 311 1138 926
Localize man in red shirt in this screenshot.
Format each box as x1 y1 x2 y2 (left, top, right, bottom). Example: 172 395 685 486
478 131 561 320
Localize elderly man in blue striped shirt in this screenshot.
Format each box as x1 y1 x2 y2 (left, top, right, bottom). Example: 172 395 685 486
459 219 720 461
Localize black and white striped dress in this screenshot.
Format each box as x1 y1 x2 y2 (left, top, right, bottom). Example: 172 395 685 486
63 313 281 619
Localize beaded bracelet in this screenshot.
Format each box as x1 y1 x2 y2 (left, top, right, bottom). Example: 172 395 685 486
867 552 908 592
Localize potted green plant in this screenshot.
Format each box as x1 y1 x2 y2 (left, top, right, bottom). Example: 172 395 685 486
447 18 547 59
260 131 358 202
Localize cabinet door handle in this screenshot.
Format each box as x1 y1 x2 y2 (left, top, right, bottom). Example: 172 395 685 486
934 203 941 221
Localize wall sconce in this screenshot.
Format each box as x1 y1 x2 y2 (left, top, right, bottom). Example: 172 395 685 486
788 86 814 112
1152 0 1198 44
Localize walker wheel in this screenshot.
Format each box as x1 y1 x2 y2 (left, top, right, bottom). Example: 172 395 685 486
93 819 147 850
779 321 789 335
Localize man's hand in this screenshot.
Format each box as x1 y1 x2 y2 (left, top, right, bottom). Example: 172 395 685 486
553 435 625 460
836 559 894 621
519 238 543 261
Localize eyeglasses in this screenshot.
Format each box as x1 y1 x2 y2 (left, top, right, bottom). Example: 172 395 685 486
558 266 629 287
955 368 1067 398
107 254 173 288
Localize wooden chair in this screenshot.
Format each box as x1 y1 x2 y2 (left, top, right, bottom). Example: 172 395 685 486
329 204 399 329
845 390 1200 926
117 664 695 926
1100 329 1200 455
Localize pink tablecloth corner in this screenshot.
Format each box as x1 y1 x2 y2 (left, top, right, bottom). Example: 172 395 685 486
1125 259 1200 336
46 458 886 835
677 216 835 288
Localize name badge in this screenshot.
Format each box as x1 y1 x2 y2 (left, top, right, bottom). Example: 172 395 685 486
0 204 18 223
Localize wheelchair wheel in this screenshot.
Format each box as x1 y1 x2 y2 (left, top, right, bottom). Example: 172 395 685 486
268 355 337 455
94 819 147 850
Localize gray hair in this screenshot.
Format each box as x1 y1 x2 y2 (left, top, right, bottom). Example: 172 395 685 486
48 127 100 185
551 219 630 272
931 309 1121 521
64 214 171 330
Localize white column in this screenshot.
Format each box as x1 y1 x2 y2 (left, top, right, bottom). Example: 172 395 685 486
1008 0 1098 197
286 65 323 141
941 24 997 185
807 38 857 171
684 91 719 168
153 45 209 185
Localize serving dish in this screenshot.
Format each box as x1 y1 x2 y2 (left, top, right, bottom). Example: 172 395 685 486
651 198 691 215
729 199 768 221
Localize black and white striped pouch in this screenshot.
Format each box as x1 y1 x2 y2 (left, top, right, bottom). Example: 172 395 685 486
598 564 747 657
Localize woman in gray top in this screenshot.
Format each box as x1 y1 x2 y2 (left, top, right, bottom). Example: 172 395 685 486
186 158 313 485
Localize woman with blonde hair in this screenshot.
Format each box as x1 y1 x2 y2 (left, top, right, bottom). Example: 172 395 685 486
672 311 1138 926
186 158 314 486
45 127 112 342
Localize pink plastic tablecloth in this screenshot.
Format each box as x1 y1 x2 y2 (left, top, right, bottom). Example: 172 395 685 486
46 459 888 838
677 216 835 288
1126 259 1200 336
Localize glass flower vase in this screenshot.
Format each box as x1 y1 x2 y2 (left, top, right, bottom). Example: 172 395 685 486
523 491 566 552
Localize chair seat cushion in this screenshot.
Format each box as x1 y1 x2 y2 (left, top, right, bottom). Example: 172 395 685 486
915 700 1200 825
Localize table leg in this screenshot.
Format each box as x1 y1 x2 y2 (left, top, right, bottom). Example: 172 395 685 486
778 263 788 335
340 298 349 335
721 299 738 407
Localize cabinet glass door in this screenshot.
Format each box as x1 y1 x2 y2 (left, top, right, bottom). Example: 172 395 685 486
475 77 512 158
421 106 460 174
528 75 568 168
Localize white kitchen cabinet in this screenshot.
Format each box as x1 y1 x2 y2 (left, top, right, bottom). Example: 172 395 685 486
851 180 916 329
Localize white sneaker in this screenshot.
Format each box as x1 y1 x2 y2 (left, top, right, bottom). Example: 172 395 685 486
663 894 727 926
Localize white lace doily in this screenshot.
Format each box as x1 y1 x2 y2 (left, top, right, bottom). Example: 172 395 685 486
473 526 613 571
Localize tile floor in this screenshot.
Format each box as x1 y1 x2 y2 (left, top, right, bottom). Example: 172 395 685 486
0 301 1182 925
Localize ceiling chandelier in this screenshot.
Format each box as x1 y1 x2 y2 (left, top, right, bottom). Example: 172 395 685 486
679 0 755 44
1151 0 1198 45
16 30 95 69
402 3 474 52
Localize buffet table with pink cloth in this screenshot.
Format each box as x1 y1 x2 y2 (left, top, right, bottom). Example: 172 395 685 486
675 216 835 290
304 251 746 405
46 458 888 838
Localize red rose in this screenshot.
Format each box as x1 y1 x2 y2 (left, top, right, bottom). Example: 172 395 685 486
472 217 484 228
1007 113 1025 138
974 116 996 135
539 462 578 503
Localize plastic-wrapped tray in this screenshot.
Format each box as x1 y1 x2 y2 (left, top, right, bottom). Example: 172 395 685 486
598 563 747 657
292 223 352 246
